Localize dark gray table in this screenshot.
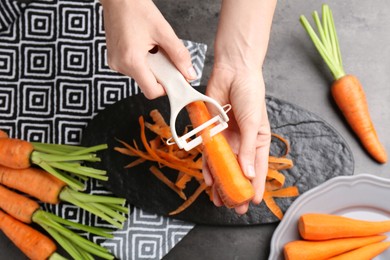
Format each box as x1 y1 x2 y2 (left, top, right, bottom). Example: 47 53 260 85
160 0 390 259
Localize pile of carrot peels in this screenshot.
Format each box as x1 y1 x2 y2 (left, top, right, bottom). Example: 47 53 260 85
115 109 299 219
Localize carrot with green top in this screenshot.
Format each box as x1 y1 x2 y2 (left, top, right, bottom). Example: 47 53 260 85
283 235 387 260
0 210 65 260
0 184 115 260
0 165 128 228
186 101 255 208
300 4 387 163
0 137 108 190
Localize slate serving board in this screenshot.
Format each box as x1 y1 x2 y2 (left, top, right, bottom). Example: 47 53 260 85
81 86 354 225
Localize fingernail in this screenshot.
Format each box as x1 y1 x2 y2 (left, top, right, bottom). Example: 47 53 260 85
246 165 256 179
188 67 197 79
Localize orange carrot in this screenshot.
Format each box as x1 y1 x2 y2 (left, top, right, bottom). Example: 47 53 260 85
0 184 115 259
0 166 66 204
0 138 34 169
331 75 387 163
0 165 127 229
283 235 387 260
299 213 390 240
0 210 57 260
329 241 390 260
300 5 387 163
0 138 109 191
0 184 39 223
0 130 8 138
186 101 255 208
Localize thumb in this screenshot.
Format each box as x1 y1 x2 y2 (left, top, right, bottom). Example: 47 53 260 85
238 126 259 180
159 36 197 81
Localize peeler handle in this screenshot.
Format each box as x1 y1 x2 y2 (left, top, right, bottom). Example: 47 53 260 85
147 49 229 150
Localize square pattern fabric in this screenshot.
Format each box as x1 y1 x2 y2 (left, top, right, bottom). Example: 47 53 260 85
0 0 207 259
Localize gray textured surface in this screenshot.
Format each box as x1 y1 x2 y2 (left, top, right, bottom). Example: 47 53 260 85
159 0 390 259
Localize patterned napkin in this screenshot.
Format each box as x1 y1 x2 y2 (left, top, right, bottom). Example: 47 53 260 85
0 0 206 259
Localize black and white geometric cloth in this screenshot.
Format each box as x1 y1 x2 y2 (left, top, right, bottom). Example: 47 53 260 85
0 0 206 259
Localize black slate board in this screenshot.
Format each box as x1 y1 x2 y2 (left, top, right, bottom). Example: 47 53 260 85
81 87 354 225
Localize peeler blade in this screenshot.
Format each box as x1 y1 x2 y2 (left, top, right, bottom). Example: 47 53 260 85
167 104 231 151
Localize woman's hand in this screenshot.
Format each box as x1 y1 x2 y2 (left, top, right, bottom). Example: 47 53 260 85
203 0 276 214
100 0 197 99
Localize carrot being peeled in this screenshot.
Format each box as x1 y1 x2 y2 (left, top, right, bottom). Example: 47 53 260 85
299 213 390 240
186 101 255 208
115 108 298 218
300 4 387 163
283 235 387 260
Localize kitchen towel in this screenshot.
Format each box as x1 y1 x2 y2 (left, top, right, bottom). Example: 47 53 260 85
0 0 205 259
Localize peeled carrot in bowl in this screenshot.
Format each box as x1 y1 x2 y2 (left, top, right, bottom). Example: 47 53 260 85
284 235 387 260
299 213 390 240
300 4 387 163
328 241 390 260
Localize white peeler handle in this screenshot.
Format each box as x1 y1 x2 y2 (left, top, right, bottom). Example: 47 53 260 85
147 49 229 150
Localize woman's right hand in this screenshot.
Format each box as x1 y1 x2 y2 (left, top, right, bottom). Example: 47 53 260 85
100 0 197 99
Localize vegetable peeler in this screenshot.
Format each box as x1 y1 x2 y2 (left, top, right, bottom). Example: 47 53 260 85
147 49 231 151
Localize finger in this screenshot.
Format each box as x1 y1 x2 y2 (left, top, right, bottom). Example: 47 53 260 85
252 143 269 204
252 104 271 204
157 31 197 80
238 123 260 180
212 185 224 207
235 203 249 215
130 56 166 99
202 155 213 186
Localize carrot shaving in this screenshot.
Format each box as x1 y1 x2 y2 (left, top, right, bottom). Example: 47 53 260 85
263 194 284 220
124 158 146 168
268 156 294 170
267 186 299 198
271 133 291 157
266 169 285 185
169 182 207 215
175 172 192 190
115 109 299 219
149 166 187 200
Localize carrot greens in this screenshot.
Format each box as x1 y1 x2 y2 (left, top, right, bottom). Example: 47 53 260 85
300 4 345 80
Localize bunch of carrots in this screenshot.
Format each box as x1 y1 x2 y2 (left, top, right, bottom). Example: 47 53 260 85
284 213 390 259
0 129 128 259
300 4 387 164
115 105 299 219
